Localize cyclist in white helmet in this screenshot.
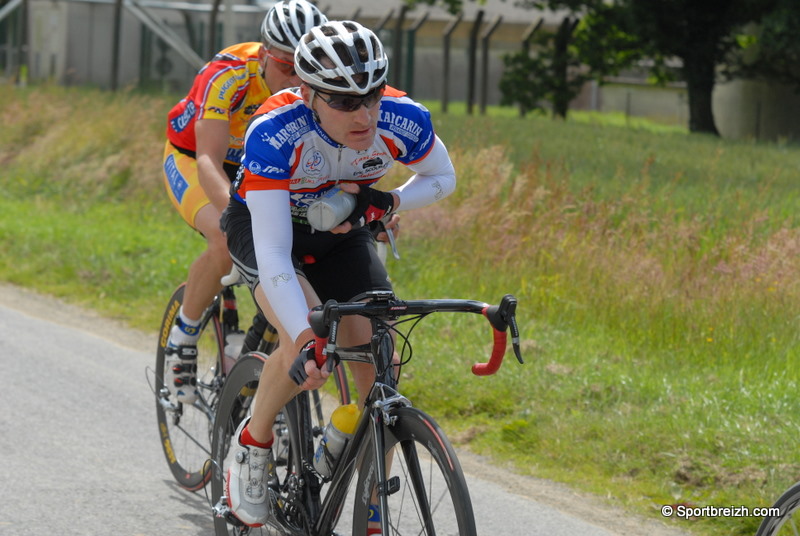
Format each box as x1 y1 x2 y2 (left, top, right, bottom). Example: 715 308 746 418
162 0 326 404
221 20 457 530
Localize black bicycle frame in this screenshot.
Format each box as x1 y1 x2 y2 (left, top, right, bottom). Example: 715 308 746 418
285 320 399 535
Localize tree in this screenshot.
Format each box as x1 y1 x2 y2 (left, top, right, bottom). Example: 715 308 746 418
501 2 650 119
407 0 786 135
500 16 587 119
727 0 800 91
621 0 780 134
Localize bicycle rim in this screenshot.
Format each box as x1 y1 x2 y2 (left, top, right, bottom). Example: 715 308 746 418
155 284 223 491
353 407 476 536
757 482 800 536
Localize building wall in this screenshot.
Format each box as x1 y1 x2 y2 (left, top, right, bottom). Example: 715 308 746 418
597 82 688 126
714 79 800 142
27 0 68 82
22 0 539 98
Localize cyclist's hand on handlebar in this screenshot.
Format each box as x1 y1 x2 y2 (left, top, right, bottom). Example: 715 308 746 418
288 340 336 390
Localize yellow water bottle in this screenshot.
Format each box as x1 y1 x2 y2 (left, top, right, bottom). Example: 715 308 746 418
313 403 361 477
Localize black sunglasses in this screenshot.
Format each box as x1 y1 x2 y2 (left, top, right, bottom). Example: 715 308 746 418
314 83 386 112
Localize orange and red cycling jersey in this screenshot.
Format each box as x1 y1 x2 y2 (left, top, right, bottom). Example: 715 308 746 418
166 42 272 165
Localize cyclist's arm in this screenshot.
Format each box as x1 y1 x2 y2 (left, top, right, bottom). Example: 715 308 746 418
196 118 233 214
391 136 455 211
246 188 313 344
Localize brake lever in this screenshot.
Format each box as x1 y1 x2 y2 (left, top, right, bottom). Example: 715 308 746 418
508 311 523 364
384 226 400 260
496 295 523 365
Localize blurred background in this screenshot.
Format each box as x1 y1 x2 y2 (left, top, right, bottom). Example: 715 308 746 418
1 0 799 141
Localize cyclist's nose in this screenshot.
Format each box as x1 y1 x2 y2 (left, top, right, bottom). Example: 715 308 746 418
351 104 372 125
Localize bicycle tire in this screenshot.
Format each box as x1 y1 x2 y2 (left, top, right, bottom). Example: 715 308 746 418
757 481 800 536
352 406 477 536
155 283 224 491
210 352 350 535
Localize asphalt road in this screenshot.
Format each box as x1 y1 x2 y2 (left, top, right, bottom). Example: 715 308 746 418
0 284 690 536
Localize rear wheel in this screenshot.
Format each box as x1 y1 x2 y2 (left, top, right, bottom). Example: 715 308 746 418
353 407 476 536
155 283 224 491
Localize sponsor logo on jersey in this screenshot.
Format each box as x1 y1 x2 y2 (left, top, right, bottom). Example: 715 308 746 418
361 157 384 170
164 154 189 202
302 149 325 176
217 73 245 100
266 116 311 150
248 160 286 176
350 151 390 179
226 147 243 163
169 101 196 133
380 110 424 141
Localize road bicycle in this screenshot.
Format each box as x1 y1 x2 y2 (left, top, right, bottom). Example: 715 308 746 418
756 481 800 535
151 274 349 491
150 220 395 491
210 290 523 535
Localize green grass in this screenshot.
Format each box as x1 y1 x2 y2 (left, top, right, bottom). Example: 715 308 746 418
4 83 800 535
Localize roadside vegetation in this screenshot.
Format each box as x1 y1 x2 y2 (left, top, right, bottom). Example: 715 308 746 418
2 83 799 536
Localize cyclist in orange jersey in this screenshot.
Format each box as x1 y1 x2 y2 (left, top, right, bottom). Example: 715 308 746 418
162 0 327 404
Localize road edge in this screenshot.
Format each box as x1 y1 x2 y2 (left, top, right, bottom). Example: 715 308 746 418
0 281 691 536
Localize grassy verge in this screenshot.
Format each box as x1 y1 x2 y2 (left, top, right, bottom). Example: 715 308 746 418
3 83 800 535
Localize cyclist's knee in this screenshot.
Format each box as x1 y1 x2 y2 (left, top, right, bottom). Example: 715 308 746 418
207 236 232 261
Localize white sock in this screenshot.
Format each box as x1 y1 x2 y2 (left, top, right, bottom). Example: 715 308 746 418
167 307 201 347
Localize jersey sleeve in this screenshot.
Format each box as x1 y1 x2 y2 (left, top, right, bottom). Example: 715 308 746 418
393 135 456 211
378 94 437 166
377 94 455 211
247 189 311 343
196 65 246 122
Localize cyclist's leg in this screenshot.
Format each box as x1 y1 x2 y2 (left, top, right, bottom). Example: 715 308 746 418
337 317 379 404
245 280 319 442
183 203 231 320
163 143 233 401
163 141 231 322
220 280 321 526
301 226 394 406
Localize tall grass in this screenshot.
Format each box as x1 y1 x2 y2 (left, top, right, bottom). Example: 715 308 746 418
3 83 800 535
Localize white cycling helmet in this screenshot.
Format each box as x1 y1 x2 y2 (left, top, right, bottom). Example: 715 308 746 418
295 20 388 95
261 0 327 53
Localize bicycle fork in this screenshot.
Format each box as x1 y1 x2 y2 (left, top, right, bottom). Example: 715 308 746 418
367 384 412 536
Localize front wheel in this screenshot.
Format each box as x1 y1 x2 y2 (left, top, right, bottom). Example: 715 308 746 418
210 352 351 536
756 481 800 535
353 407 477 536
155 283 224 491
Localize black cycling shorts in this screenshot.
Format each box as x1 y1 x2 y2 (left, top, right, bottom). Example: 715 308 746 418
222 199 392 304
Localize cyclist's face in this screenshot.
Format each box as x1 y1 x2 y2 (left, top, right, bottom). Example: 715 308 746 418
261 46 300 92
302 84 382 152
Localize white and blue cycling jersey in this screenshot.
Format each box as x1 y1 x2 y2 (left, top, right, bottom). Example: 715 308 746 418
228 85 456 342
